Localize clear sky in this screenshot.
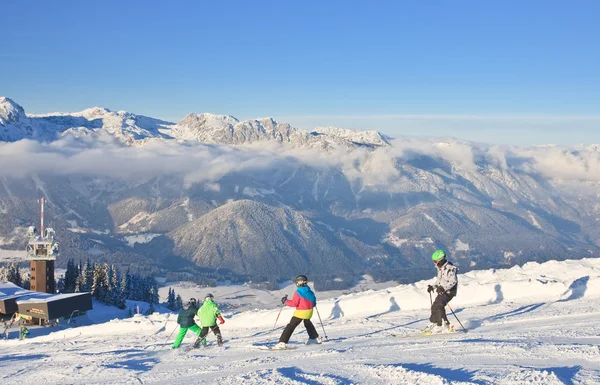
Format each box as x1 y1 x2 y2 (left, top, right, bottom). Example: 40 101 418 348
2 0 599 145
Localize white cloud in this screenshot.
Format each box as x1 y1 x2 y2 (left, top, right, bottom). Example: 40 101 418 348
0 135 599 193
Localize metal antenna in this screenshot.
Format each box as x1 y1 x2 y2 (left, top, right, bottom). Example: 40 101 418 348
40 197 45 239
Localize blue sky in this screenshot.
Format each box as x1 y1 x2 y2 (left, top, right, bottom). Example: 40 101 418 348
2 0 599 145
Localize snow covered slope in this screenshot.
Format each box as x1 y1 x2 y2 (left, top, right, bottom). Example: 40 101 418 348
1 258 599 384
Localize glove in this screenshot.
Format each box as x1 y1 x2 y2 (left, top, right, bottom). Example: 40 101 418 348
218 315 225 325
436 286 445 294
427 285 434 293
281 295 288 305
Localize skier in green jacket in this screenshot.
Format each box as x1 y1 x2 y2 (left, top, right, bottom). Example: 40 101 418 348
193 293 225 348
172 298 200 349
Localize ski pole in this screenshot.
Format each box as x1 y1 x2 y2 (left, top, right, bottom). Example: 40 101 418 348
429 291 433 307
273 303 285 332
164 324 178 345
314 306 328 340
447 303 467 333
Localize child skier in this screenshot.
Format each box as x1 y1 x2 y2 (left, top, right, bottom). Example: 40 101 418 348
193 293 225 348
274 275 322 350
423 250 458 334
172 298 200 349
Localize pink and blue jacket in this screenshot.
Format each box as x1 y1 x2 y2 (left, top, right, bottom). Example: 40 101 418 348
286 286 316 319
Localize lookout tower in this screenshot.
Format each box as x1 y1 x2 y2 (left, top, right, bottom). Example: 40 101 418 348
26 197 58 293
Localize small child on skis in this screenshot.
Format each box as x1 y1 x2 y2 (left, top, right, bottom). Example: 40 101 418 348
274 275 322 350
423 250 458 334
172 298 200 349
193 293 225 348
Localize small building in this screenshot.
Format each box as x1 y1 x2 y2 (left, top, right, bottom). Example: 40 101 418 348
0 282 93 323
16 292 92 321
0 282 31 315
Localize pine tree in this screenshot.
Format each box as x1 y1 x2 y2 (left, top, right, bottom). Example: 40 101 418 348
111 266 119 291
84 260 94 292
167 288 176 310
0 265 8 281
76 260 94 293
106 265 114 290
74 261 82 292
146 301 155 315
7 264 22 287
121 269 132 300
151 279 159 304
91 263 109 302
91 264 100 298
175 294 183 311
63 259 78 293
110 266 124 308
104 264 114 305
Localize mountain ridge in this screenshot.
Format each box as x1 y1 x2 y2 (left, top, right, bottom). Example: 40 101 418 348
0 97 598 284
0 97 390 150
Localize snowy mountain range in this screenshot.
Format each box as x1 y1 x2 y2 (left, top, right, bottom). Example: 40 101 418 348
1 96 599 283
0 96 389 149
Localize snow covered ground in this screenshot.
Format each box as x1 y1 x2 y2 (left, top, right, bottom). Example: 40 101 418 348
158 275 398 313
2 258 600 384
0 249 27 263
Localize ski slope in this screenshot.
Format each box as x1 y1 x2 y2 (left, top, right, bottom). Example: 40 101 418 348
1 259 600 384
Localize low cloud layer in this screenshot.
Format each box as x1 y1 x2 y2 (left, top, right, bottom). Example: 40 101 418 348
1 135 599 191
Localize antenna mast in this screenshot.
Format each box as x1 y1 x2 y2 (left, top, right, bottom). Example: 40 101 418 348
40 196 45 239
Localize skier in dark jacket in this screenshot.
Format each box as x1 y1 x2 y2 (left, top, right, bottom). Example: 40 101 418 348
423 250 458 334
172 298 200 349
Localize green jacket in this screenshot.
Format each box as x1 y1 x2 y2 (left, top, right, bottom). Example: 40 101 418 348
197 299 221 327
176 303 198 328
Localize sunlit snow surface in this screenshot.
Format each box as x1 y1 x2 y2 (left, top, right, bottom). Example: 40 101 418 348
1 258 600 384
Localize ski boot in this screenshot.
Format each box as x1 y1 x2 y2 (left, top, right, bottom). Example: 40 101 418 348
420 323 437 335
215 333 223 347
192 337 207 349
272 342 288 350
305 337 323 345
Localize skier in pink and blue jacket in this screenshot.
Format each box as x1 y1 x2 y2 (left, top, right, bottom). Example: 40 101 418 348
273 275 322 350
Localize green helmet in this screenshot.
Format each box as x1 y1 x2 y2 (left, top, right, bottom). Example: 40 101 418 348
432 250 446 261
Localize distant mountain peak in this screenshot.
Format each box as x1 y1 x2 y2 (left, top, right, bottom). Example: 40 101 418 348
0 97 390 150
79 106 113 117
312 126 390 147
181 112 239 124
0 96 26 125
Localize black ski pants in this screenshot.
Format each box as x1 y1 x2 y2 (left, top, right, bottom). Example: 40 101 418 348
198 325 222 344
430 292 454 326
279 316 318 343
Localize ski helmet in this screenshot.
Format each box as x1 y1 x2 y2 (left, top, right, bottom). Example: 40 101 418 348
204 293 214 300
295 275 308 287
189 298 197 306
431 250 446 261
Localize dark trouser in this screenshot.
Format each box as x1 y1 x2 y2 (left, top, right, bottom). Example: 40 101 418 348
279 316 319 343
194 325 222 347
430 292 455 326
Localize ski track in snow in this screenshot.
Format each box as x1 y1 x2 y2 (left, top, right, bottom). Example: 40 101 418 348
2 259 600 385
